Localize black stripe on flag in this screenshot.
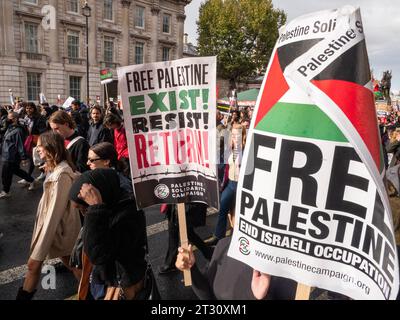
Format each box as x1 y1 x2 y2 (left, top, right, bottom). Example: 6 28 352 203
312 39 371 86
277 38 323 71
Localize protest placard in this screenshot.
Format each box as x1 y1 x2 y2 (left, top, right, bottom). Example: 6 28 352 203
117 57 219 210
100 68 113 85
227 6 399 300
61 96 75 109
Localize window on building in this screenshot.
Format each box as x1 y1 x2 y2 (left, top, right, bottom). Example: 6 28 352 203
162 14 171 33
27 72 41 101
135 6 145 28
25 23 38 53
162 47 170 62
104 0 113 21
68 0 79 13
67 31 80 63
135 42 144 64
24 0 37 4
69 76 81 100
104 37 114 67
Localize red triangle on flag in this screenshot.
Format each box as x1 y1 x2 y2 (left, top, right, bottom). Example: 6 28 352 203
254 52 289 127
312 79 381 169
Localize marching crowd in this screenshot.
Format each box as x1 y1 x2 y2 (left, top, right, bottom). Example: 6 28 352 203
0 98 274 300
0 97 399 300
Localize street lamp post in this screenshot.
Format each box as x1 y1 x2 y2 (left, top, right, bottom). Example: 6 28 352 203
82 1 91 105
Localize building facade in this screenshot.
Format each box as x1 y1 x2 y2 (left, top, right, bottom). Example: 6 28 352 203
0 0 191 105
182 32 197 58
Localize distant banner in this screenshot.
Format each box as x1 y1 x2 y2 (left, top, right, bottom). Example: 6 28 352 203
100 68 113 85
61 96 75 109
118 57 219 209
228 6 399 300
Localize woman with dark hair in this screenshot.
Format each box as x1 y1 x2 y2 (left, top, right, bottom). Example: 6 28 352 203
87 106 112 147
16 131 81 300
87 142 133 195
69 168 147 300
18 102 47 182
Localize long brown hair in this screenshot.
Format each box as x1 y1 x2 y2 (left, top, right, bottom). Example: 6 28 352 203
49 110 76 129
39 131 75 171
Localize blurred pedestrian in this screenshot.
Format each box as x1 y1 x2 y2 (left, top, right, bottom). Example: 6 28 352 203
104 113 130 177
208 123 246 245
0 112 35 199
17 102 47 183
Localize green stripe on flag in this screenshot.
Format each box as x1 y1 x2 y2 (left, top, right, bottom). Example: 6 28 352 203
256 102 348 142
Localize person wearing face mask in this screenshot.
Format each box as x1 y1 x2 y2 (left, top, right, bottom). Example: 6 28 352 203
86 106 112 147
16 131 81 299
0 112 35 199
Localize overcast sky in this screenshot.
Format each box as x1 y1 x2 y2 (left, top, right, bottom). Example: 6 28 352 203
184 0 400 93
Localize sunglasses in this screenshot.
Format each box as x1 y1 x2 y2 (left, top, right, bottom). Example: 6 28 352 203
87 158 102 163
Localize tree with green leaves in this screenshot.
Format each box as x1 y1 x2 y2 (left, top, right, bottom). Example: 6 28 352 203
197 0 286 83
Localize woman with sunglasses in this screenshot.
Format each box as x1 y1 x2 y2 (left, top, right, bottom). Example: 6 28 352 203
87 142 133 195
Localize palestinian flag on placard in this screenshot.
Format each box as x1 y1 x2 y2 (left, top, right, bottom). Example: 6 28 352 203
228 6 399 301
254 36 384 172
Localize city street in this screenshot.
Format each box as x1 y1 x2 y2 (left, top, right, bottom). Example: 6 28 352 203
0 165 216 300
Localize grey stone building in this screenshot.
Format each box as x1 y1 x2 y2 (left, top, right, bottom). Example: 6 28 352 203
182 32 197 58
0 0 191 106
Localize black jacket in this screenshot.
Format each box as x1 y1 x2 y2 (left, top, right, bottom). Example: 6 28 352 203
70 110 85 137
66 132 89 173
191 237 297 300
83 198 147 288
87 121 113 147
29 115 47 135
0 115 8 136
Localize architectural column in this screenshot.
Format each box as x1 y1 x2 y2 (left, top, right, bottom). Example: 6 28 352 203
176 13 186 59
0 0 16 57
151 3 160 62
121 0 132 66
88 0 97 66
48 0 59 62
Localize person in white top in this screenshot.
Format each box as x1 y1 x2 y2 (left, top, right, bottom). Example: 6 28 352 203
209 122 246 245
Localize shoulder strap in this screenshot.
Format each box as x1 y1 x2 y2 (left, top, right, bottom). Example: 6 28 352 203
66 136 84 150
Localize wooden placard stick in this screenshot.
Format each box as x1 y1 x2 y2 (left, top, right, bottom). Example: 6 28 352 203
295 283 311 300
177 203 192 286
